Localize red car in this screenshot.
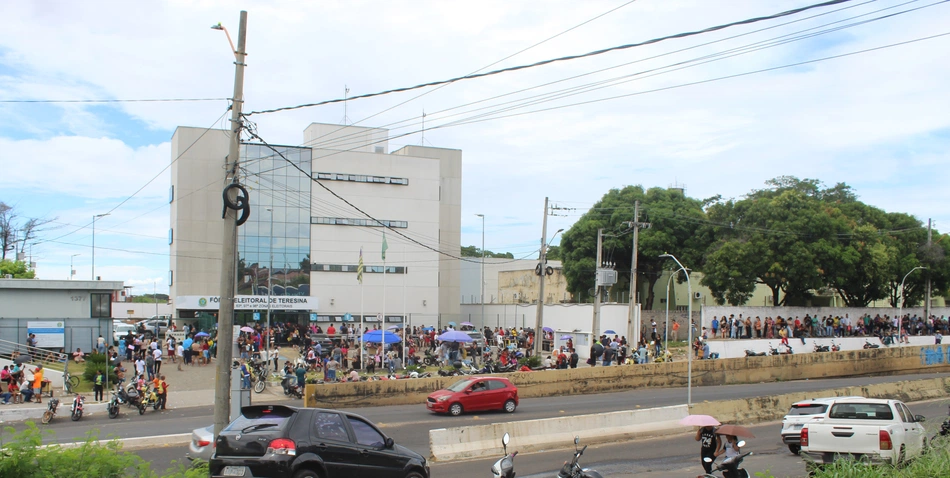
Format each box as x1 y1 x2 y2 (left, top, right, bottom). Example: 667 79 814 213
426 377 519 416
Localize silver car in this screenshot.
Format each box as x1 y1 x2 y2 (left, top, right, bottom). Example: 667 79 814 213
187 425 214 462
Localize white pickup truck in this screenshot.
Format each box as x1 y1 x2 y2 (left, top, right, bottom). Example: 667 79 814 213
800 398 927 466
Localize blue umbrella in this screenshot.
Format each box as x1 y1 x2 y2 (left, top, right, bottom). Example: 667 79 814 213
604 329 617 335
447 321 457 327
438 330 473 343
194 332 210 338
421 326 435 331
560 335 573 340
362 330 401 344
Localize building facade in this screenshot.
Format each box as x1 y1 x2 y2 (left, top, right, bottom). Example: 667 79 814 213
169 122 461 329
0 278 121 352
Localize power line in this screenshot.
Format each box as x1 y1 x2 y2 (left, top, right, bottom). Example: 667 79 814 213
246 0 856 116
0 97 228 104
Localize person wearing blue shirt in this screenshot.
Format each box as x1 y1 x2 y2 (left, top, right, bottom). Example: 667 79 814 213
182 337 194 365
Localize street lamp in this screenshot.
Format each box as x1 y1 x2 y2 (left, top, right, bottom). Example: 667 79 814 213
898 266 927 323
660 253 692 408
475 214 485 326
266 208 274 360
70 254 80 280
92 213 109 280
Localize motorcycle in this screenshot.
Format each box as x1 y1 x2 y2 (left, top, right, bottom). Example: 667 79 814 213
930 404 950 446
281 374 304 399
40 398 60 425
830 340 840 352
423 351 439 366
70 394 85 421
768 343 793 355
478 360 497 374
107 390 121 419
557 436 603 478
491 432 517 478
250 361 268 393
744 350 766 357
701 441 752 478
117 383 141 409
863 340 881 349
138 386 160 414
813 343 830 353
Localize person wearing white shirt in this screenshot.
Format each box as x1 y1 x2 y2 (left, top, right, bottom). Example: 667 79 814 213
153 348 163 376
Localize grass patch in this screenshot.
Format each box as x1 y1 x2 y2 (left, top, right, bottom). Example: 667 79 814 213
755 440 950 478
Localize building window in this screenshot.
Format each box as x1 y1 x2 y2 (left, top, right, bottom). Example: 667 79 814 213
311 217 408 228
169 185 174 204
311 264 406 274
168 228 174 245
168 270 174 286
91 293 111 318
314 172 409 186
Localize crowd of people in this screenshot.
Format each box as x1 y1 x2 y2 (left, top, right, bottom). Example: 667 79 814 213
707 313 948 343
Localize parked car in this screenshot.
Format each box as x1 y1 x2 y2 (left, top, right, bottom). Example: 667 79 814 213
209 405 429 478
113 323 136 344
426 377 519 416
800 398 927 466
136 318 169 337
464 330 486 349
781 396 864 454
187 424 214 462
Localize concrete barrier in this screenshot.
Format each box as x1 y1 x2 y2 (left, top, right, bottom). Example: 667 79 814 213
428 405 689 462
306 344 950 408
691 376 950 424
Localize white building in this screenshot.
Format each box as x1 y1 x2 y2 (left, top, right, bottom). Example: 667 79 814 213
169 122 461 329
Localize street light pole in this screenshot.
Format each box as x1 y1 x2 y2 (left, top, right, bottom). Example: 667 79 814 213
70 254 80 280
898 266 927 323
476 214 485 326
92 213 109 280
533 198 549 357
213 11 248 439
660 253 692 407
267 208 274 361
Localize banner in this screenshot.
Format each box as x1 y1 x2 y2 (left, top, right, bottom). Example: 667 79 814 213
27 321 65 348
175 296 319 311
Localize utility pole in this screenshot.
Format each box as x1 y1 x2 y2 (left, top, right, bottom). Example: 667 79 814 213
592 229 604 341
926 218 932 321
533 197 549 357
214 10 248 439
624 201 650 347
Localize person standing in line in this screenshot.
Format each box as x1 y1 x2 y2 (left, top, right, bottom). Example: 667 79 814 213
696 426 719 474
156 375 168 411
93 370 105 402
97 335 106 354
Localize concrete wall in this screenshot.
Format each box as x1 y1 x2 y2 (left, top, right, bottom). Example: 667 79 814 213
305 343 950 408
701 305 950 331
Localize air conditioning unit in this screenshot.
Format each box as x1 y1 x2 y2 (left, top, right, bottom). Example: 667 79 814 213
693 291 702 300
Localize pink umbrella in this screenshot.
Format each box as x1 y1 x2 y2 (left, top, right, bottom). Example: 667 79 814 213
678 415 721 427
240 326 255 333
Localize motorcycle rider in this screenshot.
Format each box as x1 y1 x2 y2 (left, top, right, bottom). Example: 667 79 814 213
715 434 742 478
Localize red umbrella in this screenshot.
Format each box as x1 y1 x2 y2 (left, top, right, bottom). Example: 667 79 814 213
679 415 721 427
715 424 755 438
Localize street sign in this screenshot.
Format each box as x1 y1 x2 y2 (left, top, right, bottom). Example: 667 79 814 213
310 313 317 322
253 312 260 321
344 313 352 322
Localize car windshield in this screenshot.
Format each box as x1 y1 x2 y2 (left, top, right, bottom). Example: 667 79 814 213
788 404 827 416
446 379 475 392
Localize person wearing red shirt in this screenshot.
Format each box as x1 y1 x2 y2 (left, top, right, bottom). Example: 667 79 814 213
327 324 336 336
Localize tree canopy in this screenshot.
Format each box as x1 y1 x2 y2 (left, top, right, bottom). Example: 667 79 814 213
559 177 949 308
461 245 514 259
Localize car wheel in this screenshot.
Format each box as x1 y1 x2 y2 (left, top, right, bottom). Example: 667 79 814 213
503 399 517 413
404 472 425 478
897 445 906 466
293 468 321 478
788 444 801 455
449 403 463 416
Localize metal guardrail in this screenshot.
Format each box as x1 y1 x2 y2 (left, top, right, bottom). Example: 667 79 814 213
0 337 70 393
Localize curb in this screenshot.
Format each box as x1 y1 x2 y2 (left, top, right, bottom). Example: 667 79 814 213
43 433 192 451
0 401 110 423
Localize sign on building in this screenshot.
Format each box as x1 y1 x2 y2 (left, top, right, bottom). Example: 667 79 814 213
27 321 65 348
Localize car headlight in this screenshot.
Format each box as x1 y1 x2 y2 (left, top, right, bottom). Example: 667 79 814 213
437 396 450 402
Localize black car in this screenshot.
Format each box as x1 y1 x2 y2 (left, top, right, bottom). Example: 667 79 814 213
209 405 429 478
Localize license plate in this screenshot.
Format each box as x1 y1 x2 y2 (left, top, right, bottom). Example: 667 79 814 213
793 424 804 430
222 466 246 476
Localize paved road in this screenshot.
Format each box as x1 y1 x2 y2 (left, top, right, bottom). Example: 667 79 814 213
141 399 949 477
11 371 945 448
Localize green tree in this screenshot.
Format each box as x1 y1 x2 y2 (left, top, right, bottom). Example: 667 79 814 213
0 259 35 279
460 245 514 259
561 186 708 308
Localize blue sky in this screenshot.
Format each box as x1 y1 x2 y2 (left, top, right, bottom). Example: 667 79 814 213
1 0 949 295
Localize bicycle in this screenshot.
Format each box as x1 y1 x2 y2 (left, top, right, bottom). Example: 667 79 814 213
62 370 80 395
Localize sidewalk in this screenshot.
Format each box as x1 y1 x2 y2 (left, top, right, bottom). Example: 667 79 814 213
0 347 302 423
